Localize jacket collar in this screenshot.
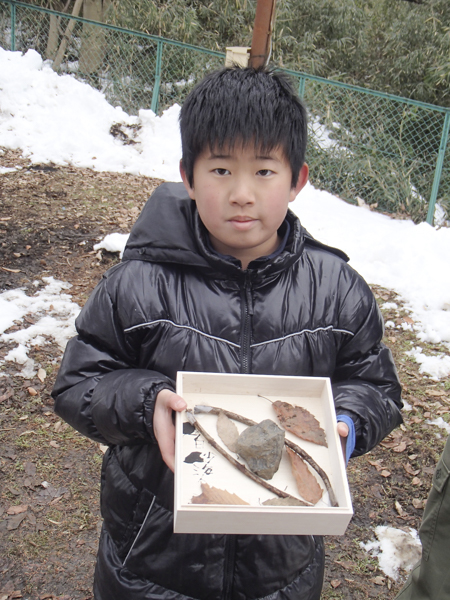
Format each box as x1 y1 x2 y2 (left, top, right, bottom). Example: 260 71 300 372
122 182 348 279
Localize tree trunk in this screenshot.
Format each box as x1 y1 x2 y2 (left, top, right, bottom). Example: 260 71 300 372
46 1 65 61
79 0 111 75
52 0 84 71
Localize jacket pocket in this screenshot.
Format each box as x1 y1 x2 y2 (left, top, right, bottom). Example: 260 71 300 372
101 450 154 558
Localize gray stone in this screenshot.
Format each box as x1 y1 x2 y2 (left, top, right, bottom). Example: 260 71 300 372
235 419 285 480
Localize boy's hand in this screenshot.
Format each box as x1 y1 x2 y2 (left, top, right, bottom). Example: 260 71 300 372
337 421 349 463
154 389 187 472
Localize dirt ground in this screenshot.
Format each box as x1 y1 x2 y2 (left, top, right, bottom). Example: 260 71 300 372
0 148 449 600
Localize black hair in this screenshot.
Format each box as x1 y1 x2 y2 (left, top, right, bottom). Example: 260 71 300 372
179 66 308 188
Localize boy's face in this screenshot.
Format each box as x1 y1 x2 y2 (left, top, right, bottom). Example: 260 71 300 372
180 144 308 269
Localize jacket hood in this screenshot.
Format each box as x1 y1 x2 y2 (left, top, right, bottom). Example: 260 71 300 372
122 182 348 274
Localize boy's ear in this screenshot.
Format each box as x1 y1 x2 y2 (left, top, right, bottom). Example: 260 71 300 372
179 160 195 200
289 163 309 202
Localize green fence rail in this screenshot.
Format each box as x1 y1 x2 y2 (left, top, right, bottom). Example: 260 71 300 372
1 0 449 225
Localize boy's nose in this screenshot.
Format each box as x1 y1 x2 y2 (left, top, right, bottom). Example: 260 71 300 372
229 178 255 206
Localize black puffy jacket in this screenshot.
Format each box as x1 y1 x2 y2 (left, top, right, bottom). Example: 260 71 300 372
53 182 403 600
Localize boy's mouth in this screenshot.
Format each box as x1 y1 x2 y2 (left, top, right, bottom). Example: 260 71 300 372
230 216 254 222
229 216 257 230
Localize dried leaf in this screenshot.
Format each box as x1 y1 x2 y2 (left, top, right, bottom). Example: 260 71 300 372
286 447 323 505
37 368 46 383
368 459 384 471
371 576 386 585
262 497 306 507
24 461 36 476
191 483 249 505
412 477 422 486
272 401 327 447
412 498 425 509
216 410 239 453
330 580 341 589
427 390 446 397
7 505 28 515
393 441 407 453
380 470 391 478
27 387 38 396
6 512 27 530
404 463 420 476
395 500 404 516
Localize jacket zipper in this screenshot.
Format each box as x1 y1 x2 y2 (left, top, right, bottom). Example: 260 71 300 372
222 534 236 599
240 272 254 374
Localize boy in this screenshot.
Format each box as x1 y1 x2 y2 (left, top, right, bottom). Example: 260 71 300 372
53 67 403 600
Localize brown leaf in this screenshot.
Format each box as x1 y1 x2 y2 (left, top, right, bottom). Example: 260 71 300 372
216 411 239 453
393 441 407 453
286 447 323 504
403 463 420 476
395 500 404 516
7 505 28 515
37 368 46 383
24 461 36 477
380 470 391 478
412 498 425 509
262 497 306 507
6 513 27 530
330 580 341 589
191 483 249 505
412 477 422 486
272 401 327 447
371 576 386 585
368 459 384 471
27 387 38 396
427 390 446 397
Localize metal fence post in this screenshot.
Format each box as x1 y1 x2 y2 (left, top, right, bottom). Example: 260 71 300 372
426 111 450 225
150 40 163 115
298 76 305 99
10 0 16 51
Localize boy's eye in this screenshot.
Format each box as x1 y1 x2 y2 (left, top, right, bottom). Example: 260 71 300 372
257 169 273 176
213 168 230 176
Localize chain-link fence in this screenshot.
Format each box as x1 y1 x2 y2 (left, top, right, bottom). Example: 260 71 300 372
1 0 449 225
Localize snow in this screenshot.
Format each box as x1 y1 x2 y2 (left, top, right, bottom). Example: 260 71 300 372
361 526 422 581
1 48 450 580
94 232 130 259
0 278 80 379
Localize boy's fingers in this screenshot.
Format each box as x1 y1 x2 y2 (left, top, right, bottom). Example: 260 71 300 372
154 390 187 472
337 422 349 463
337 422 349 439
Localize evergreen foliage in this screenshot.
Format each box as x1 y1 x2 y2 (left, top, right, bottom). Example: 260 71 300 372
101 0 450 108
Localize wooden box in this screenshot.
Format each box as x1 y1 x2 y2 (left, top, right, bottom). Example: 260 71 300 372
174 372 353 535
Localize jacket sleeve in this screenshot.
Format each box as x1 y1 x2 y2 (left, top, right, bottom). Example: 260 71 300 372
332 271 403 457
52 270 175 446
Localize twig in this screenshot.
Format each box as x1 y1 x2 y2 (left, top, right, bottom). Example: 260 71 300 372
185 410 309 505
194 404 338 507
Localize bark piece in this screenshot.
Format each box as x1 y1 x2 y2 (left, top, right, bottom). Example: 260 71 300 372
216 410 239 452
272 401 327 447
286 447 323 505
191 483 249 505
235 419 285 480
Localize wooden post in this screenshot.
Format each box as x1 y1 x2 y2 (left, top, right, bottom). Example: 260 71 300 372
249 0 277 69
